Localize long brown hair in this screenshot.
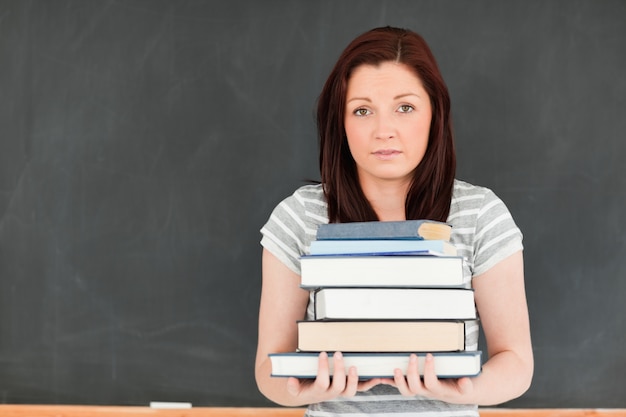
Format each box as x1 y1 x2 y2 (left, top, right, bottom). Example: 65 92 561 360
317 26 455 223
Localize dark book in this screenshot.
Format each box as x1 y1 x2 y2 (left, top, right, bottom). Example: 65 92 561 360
316 220 452 241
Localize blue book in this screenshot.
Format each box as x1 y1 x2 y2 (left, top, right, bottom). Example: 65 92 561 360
309 239 457 256
316 220 451 241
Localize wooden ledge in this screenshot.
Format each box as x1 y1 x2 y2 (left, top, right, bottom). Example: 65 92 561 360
0 406 624 417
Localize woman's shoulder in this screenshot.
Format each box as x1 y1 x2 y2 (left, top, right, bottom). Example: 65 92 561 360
272 183 327 223
451 178 505 208
285 183 326 209
291 182 325 199
452 178 493 199
450 178 512 223
450 180 522 275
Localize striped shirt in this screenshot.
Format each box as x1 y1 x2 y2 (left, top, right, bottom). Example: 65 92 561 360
260 179 523 416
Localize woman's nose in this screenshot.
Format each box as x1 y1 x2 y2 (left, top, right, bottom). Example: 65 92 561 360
374 113 396 140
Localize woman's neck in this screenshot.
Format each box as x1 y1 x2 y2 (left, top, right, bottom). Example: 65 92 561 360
360 178 410 222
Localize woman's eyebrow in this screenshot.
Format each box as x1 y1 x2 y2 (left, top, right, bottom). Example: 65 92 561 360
346 96 371 104
394 92 423 100
346 92 423 104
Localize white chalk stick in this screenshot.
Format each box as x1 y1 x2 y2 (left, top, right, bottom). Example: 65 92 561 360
149 401 192 409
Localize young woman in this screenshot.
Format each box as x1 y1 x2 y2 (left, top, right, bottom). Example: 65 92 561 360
256 26 533 416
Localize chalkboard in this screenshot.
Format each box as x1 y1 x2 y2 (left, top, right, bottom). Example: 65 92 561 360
0 0 624 408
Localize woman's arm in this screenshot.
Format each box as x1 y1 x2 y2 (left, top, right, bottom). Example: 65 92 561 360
392 250 534 405
468 250 534 404
255 249 378 406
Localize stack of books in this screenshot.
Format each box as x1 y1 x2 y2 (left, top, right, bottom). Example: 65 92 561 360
269 220 482 379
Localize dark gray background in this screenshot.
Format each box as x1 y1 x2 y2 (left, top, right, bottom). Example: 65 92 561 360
1 0 624 408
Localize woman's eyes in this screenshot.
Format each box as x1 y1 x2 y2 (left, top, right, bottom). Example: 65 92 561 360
354 108 371 117
353 105 414 116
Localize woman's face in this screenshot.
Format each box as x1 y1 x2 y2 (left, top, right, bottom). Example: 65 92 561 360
344 62 432 187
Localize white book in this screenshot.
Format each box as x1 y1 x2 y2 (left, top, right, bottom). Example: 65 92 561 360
269 351 482 379
300 255 466 288
314 287 476 320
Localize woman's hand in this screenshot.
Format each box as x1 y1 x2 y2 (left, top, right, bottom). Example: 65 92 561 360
286 352 383 404
256 250 387 406
387 353 475 404
386 251 533 406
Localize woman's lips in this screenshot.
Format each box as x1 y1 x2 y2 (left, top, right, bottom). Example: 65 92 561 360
372 149 401 160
